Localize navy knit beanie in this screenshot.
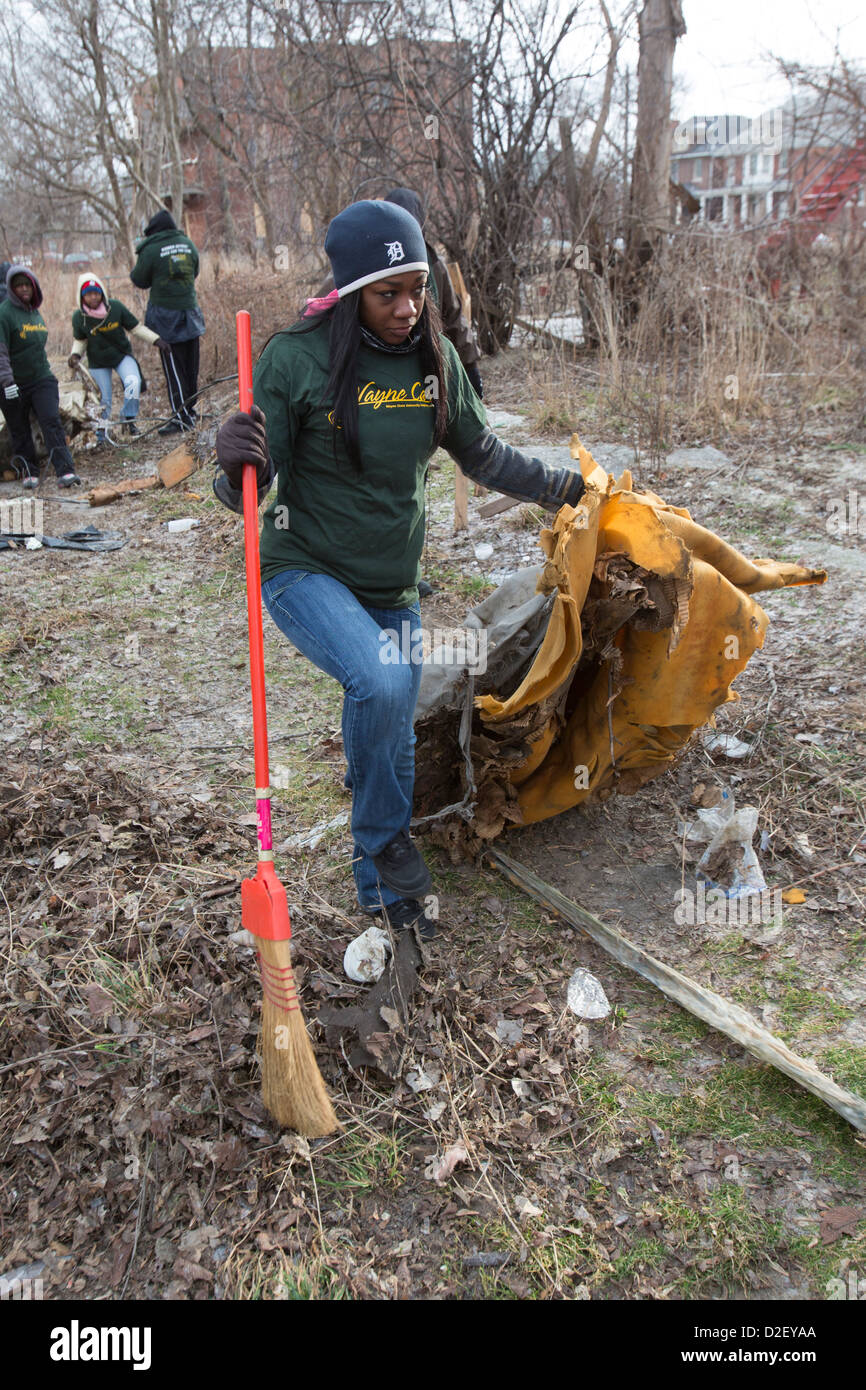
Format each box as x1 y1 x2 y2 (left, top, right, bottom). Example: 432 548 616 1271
325 200 428 297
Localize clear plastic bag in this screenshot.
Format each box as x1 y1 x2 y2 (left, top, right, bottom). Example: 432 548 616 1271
684 788 767 898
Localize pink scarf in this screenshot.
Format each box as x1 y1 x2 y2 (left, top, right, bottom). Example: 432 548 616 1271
83 301 108 319
303 287 339 318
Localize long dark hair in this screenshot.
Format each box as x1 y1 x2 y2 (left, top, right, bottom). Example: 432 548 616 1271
294 289 449 471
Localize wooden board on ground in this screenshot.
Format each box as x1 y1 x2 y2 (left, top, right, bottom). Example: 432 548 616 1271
158 444 199 489
89 476 160 507
487 847 866 1134
478 492 524 519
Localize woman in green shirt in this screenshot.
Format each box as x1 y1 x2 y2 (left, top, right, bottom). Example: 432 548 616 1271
68 274 168 443
0 265 80 487
214 201 584 938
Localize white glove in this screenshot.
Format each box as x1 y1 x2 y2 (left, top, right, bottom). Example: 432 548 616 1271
4 384 19 401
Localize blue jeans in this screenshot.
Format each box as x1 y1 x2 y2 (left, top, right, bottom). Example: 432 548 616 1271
89 355 142 425
262 569 423 911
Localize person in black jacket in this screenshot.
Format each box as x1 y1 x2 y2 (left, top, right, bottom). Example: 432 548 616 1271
383 188 483 399
0 262 11 306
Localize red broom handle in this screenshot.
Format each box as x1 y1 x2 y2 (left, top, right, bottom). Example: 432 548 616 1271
237 310 273 858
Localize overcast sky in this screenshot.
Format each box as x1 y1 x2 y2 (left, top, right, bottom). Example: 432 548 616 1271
669 0 865 117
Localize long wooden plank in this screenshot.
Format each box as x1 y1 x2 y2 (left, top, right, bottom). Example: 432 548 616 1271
486 847 866 1133
478 492 524 519
89 475 160 506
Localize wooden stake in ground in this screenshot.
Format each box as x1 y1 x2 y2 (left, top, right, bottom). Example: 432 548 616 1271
447 260 484 524
487 847 866 1134
235 310 338 1136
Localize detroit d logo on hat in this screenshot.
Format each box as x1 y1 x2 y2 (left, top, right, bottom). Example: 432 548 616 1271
385 241 405 264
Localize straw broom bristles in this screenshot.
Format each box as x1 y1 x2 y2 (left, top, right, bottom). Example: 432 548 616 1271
257 936 339 1136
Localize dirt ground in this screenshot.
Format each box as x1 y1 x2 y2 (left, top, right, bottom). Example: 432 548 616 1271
1 346 864 1302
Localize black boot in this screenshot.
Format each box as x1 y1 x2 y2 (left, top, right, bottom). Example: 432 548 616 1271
372 828 432 897
375 896 438 941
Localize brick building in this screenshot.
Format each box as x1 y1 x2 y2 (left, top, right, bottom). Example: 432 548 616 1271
138 37 474 256
670 104 865 235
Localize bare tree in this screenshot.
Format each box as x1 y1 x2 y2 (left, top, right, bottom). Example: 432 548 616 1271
627 0 685 264
0 0 188 262
0 0 643 349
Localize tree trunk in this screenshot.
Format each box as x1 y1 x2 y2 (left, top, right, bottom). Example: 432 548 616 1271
151 0 185 222
628 0 686 266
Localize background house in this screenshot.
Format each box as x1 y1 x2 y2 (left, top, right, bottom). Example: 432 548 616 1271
670 102 865 236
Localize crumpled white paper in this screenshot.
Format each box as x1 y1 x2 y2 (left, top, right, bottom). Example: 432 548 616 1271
343 925 391 983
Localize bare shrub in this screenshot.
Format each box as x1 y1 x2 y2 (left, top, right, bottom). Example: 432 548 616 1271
523 224 866 453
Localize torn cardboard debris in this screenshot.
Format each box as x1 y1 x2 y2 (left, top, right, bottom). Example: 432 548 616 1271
413 436 826 840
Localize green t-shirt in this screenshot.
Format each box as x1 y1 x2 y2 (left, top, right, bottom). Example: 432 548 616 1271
72 299 139 369
256 323 486 607
0 299 51 386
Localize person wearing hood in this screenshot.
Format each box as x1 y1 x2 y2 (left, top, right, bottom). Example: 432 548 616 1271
0 265 81 487
129 209 205 435
316 187 483 398
69 274 169 442
212 200 584 940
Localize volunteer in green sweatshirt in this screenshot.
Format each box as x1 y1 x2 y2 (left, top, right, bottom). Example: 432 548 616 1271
0 265 80 487
69 273 168 442
129 209 205 434
213 201 585 939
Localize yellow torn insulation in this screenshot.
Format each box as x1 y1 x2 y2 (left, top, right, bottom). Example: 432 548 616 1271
476 434 827 826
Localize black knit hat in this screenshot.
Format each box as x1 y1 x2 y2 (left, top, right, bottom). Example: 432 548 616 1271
144 209 177 237
385 187 426 229
325 200 428 297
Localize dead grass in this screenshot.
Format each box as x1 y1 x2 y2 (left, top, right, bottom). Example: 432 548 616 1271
514 228 866 458
1 295 865 1300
